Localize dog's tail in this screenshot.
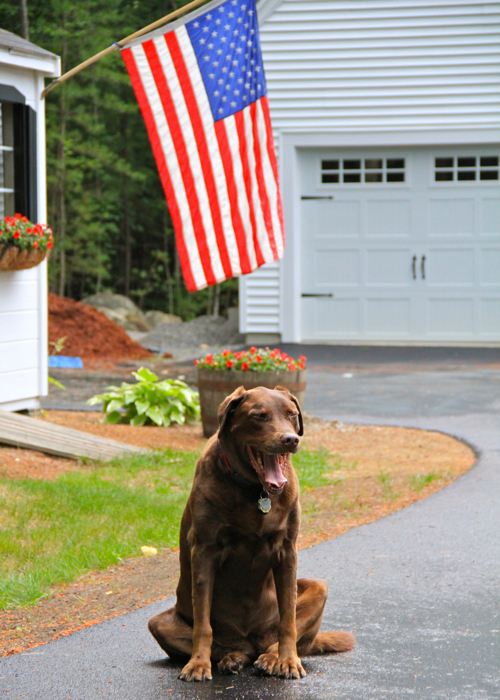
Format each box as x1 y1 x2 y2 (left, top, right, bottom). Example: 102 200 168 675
309 631 355 654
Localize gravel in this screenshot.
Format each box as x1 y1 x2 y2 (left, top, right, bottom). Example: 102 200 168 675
140 314 243 353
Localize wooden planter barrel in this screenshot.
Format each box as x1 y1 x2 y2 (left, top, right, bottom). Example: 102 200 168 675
197 368 307 438
0 244 49 271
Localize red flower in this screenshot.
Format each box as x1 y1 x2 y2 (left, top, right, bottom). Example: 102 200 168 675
13 231 20 239
280 353 288 361
205 354 213 365
33 241 39 248
226 360 234 368
249 346 257 354
299 355 307 363
223 350 231 357
234 351 243 360
298 362 305 370
14 213 22 219
255 355 262 363
269 350 277 359
242 362 249 370
288 363 295 371
26 228 32 234
47 241 53 249
194 359 199 365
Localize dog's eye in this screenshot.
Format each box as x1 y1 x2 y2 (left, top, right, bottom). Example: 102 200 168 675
254 413 269 421
288 412 298 420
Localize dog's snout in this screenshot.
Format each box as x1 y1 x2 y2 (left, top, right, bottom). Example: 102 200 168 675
281 433 299 448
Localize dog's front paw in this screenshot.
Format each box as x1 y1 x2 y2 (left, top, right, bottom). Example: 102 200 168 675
254 651 279 676
255 652 306 679
179 658 212 682
276 655 306 679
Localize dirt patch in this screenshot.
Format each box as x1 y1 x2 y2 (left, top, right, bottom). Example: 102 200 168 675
49 293 153 368
0 414 475 656
0 549 180 655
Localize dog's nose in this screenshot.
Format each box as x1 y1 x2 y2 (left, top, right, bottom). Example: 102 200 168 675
281 433 299 448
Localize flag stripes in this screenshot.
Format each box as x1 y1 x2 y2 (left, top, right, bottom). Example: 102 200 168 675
122 1 284 291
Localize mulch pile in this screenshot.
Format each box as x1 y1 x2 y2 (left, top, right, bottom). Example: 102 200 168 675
49 293 152 368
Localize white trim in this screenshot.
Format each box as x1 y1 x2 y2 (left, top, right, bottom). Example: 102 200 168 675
0 49 60 77
0 397 41 412
257 0 284 25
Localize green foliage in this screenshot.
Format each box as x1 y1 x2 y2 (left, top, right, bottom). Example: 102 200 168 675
0 448 198 608
408 472 440 492
0 0 238 318
87 367 200 426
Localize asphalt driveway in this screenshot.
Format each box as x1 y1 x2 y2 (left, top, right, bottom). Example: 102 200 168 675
2 347 499 699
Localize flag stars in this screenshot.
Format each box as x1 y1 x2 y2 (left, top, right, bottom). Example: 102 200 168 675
212 31 218 36
214 90 220 96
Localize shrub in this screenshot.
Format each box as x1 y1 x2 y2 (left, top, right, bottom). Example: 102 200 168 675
87 367 200 426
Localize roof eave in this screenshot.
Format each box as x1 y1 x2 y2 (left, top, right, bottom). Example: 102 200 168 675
0 48 61 77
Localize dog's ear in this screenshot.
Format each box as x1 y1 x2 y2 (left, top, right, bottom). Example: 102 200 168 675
274 385 304 436
218 386 247 433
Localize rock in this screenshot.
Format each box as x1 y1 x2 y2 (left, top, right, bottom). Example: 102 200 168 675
144 310 182 327
81 292 141 314
81 292 151 332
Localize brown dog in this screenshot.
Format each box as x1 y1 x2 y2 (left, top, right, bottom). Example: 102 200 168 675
148 385 354 681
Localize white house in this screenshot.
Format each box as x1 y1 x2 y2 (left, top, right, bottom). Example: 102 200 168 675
0 29 60 411
240 0 500 346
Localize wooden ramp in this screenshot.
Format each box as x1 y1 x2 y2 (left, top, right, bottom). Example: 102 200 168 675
0 410 148 461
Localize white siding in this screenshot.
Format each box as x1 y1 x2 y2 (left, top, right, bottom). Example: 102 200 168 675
240 261 281 333
259 0 500 132
0 269 41 407
0 53 58 410
240 0 500 337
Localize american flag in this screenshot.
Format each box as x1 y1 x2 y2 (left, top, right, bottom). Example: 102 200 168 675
122 0 285 292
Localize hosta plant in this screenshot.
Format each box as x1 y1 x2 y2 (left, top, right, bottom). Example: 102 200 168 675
87 367 200 427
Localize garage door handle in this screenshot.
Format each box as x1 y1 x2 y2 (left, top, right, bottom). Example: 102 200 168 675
421 255 426 280
412 255 417 279
301 293 334 297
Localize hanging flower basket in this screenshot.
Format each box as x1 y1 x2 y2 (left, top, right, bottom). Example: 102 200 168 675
195 347 307 437
0 214 53 272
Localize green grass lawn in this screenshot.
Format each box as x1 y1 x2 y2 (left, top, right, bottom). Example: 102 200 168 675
0 448 332 610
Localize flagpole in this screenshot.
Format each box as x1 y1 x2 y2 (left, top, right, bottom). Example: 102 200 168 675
41 0 210 99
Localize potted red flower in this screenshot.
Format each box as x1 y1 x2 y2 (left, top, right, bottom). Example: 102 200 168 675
0 214 53 271
195 347 307 437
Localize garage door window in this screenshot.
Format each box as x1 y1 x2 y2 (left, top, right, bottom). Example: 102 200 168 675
321 158 405 184
434 156 499 182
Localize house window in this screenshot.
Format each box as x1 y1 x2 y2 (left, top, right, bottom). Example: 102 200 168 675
0 103 14 218
434 156 499 182
321 158 405 184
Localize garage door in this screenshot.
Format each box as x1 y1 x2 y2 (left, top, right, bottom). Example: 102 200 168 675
300 146 500 343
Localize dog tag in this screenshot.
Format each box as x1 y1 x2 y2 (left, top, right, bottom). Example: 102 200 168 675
258 491 272 514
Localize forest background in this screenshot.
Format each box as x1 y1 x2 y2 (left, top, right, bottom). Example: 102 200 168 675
0 0 239 319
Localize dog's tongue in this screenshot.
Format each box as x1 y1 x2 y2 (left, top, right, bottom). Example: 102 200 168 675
262 453 287 489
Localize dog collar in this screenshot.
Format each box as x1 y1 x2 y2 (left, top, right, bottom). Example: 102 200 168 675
217 441 272 513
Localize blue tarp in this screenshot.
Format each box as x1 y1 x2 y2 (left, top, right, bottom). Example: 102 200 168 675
48 356 84 369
